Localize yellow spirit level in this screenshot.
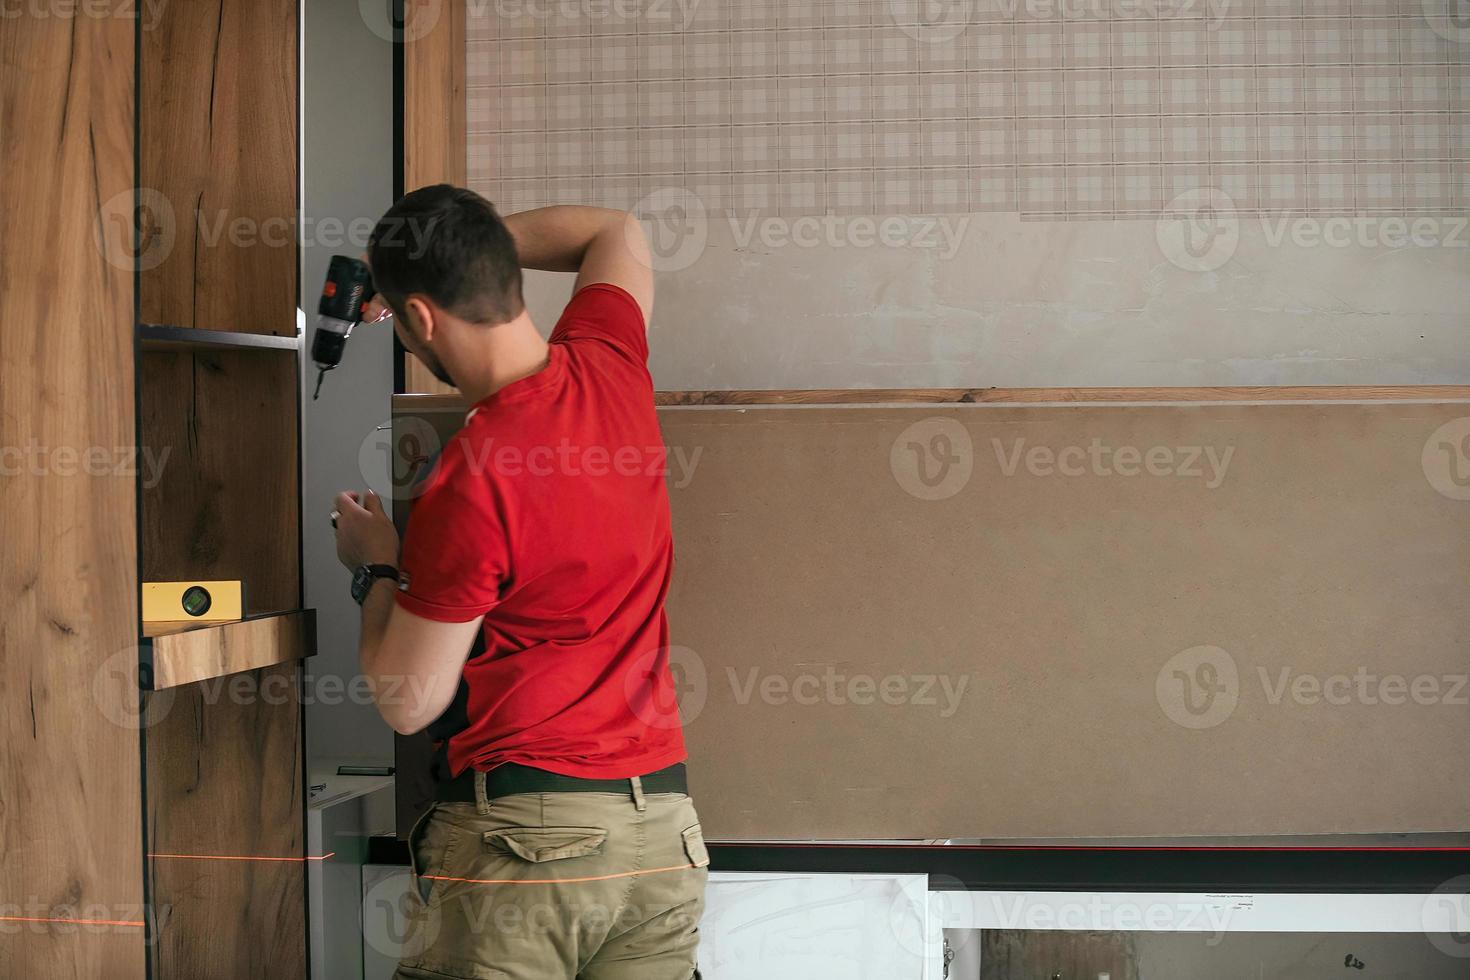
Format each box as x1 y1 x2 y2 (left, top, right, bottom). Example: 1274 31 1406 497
142 581 244 625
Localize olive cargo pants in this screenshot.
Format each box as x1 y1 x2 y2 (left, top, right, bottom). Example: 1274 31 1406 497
393 781 708 980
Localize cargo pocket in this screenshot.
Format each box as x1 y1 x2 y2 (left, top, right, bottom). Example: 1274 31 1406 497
481 826 608 863
681 824 710 869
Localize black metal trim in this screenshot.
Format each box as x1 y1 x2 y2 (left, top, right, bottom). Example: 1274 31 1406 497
359 837 1470 893
131 9 155 974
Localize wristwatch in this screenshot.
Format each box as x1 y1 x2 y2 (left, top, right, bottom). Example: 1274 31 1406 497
351 563 399 605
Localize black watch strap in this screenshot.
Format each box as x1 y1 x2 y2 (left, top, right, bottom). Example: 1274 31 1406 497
353 563 399 604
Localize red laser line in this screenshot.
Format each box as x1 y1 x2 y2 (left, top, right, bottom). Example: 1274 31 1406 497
0 915 146 928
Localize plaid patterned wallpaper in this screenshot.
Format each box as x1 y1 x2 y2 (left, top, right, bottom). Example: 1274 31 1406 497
465 0 1469 218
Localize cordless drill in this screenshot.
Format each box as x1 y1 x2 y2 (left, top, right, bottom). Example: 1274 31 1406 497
311 254 376 400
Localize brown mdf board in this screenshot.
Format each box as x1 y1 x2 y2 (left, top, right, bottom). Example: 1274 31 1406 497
388 391 1470 840
402 0 466 398
138 0 298 336
139 348 301 615
142 664 307 980
0 9 146 979
659 397 1470 840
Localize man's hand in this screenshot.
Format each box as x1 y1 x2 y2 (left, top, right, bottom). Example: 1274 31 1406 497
334 489 400 570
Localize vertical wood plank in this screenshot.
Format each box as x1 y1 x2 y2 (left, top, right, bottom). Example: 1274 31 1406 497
402 0 465 396
138 0 299 336
0 7 146 978
144 664 307 980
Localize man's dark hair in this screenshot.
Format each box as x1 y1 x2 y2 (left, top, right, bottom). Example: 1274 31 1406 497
368 184 524 326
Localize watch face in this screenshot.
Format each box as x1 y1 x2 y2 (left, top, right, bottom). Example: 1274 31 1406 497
351 566 371 603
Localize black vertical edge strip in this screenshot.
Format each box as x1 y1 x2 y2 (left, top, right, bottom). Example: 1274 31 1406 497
293 2 312 975
132 3 155 975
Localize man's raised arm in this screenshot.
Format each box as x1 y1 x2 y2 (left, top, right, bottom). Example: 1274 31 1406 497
502 206 654 326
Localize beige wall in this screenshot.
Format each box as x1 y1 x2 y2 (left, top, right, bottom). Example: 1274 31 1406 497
468 0 1469 389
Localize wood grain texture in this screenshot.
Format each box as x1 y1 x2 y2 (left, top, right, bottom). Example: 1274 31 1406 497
394 387 1470 417
143 664 306 980
140 349 301 614
403 0 465 397
0 9 147 978
144 611 316 690
138 0 298 335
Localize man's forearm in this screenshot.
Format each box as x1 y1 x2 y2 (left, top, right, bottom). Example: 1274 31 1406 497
357 577 397 683
503 206 629 272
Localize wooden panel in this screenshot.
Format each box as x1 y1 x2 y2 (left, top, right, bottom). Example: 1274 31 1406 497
145 611 316 690
144 664 306 980
395 387 1470 416
657 402 1470 839
402 0 465 397
138 0 298 335
0 9 146 979
657 386 1470 406
140 349 301 614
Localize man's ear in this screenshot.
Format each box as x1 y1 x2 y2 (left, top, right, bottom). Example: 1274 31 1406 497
402 296 437 343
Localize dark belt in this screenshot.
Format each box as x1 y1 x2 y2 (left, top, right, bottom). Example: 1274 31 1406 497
435 762 688 804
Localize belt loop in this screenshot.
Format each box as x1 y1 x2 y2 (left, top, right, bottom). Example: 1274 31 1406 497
474 770 491 815
630 775 646 813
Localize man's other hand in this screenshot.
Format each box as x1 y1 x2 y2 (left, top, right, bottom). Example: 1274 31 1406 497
334 489 400 570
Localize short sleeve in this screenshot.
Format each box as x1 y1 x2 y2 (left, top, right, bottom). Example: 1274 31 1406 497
548 282 648 364
395 437 509 623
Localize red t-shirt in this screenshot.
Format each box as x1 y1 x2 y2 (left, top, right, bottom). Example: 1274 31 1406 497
395 283 686 780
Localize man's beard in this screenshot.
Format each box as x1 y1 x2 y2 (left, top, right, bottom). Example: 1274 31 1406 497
410 345 454 386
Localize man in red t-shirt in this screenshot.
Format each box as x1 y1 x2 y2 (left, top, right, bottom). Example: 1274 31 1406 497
332 185 705 979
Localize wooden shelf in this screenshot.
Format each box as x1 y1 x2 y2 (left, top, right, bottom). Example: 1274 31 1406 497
139 323 300 353
141 609 316 691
